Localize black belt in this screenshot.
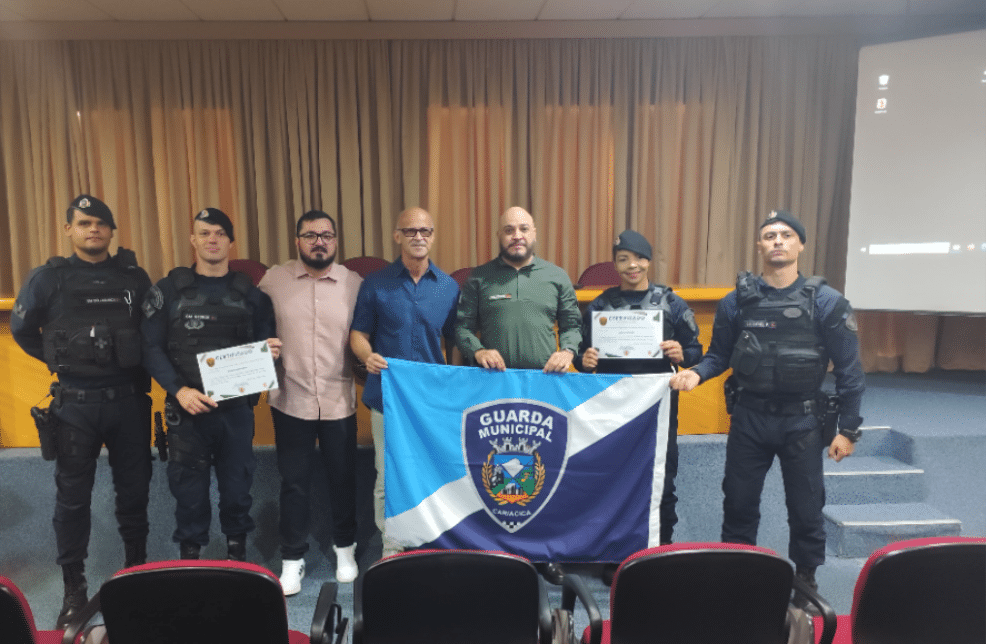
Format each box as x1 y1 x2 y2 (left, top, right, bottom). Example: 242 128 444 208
736 392 820 416
54 382 137 403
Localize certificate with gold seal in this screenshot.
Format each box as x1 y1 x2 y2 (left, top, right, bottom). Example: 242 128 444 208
197 340 278 400
591 310 664 359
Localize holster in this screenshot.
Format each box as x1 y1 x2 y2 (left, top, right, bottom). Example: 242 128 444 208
723 375 740 415
154 410 169 462
31 404 59 461
820 393 840 445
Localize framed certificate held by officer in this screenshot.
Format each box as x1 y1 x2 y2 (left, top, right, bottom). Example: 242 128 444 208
591 310 664 359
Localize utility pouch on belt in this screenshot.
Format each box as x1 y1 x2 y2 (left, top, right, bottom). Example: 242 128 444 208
729 331 762 376
31 405 59 461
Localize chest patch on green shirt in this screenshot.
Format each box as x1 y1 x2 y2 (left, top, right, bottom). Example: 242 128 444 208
488 294 512 301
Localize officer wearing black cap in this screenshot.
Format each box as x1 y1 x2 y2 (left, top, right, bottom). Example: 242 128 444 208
141 208 280 561
671 209 864 610
11 194 153 628
574 229 703 551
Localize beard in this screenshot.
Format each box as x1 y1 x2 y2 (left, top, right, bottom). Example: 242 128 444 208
301 248 335 270
499 241 534 264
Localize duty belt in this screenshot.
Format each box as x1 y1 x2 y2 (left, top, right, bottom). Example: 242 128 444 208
53 382 137 404
736 391 820 416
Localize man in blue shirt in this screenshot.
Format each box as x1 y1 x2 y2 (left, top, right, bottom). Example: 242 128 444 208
350 207 460 557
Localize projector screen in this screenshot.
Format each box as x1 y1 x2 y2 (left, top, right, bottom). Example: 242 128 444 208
845 29 986 314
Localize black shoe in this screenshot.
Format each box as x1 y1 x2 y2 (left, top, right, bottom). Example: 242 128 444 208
55 562 88 630
226 534 247 561
179 542 201 560
124 539 147 568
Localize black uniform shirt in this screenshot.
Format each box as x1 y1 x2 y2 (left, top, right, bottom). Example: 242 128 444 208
141 270 276 397
694 274 865 430
11 253 152 390
574 286 703 374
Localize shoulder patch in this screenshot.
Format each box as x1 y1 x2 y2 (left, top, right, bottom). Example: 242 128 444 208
845 308 858 332
12 300 26 319
682 309 699 335
143 285 164 318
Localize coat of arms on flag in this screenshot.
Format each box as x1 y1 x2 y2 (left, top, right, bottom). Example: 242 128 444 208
463 399 569 532
381 359 671 563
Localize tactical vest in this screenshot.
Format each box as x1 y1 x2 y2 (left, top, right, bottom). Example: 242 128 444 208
165 267 254 389
728 272 828 396
41 249 144 376
597 283 675 341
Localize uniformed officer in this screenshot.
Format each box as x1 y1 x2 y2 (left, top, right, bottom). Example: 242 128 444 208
11 195 153 628
141 208 279 561
670 209 864 607
574 230 703 549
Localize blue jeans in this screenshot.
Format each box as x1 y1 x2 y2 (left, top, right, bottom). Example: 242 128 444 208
271 408 357 559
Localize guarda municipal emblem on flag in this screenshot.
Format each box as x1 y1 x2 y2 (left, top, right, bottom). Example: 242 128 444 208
462 399 569 533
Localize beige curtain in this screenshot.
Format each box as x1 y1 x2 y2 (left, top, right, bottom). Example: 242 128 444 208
1 37 981 371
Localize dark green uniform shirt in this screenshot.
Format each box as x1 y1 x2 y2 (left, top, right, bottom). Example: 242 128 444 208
455 256 582 369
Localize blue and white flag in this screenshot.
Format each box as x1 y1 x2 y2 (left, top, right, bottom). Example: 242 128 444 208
381 359 670 563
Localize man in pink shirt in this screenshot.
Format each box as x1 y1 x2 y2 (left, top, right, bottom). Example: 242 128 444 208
258 210 363 595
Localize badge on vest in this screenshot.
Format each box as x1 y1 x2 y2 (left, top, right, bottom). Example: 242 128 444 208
487 294 512 301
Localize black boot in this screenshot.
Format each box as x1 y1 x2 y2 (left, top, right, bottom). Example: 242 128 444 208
124 539 147 568
793 567 821 616
226 534 247 562
55 561 88 630
179 542 201 560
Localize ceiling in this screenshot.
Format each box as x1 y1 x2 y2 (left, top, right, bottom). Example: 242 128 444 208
1 0 983 23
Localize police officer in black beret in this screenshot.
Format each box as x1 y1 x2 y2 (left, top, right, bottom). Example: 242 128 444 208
11 195 154 628
575 230 703 553
141 208 280 561
671 210 864 610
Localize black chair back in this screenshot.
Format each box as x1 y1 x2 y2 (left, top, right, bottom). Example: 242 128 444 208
355 550 547 644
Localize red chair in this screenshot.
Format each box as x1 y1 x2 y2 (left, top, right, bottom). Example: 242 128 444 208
449 267 473 286
823 536 986 644
228 259 269 286
576 262 620 288
570 542 835 644
0 575 66 644
62 560 346 644
342 256 389 278
353 549 597 644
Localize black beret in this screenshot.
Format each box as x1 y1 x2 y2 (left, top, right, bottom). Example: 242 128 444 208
68 194 115 230
759 210 806 243
194 208 235 242
613 229 652 261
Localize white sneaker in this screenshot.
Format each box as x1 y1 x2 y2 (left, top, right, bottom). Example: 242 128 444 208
333 545 358 583
279 559 305 596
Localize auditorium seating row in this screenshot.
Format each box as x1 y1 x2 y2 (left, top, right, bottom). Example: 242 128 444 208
3 537 982 644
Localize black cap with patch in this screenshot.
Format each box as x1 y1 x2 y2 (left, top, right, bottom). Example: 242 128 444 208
67 194 115 229
194 208 234 242
613 229 652 261
759 209 806 243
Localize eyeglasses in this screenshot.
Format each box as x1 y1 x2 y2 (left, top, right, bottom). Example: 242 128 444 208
298 232 337 243
397 227 434 238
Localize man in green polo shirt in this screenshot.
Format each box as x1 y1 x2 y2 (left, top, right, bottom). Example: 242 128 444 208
455 206 582 372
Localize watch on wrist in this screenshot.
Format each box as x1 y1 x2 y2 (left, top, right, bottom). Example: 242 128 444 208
839 427 863 443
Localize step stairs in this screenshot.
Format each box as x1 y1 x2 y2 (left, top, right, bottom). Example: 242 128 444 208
823 426 962 558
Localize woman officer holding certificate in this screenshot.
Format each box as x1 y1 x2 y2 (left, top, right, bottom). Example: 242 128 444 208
574 230 702 550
